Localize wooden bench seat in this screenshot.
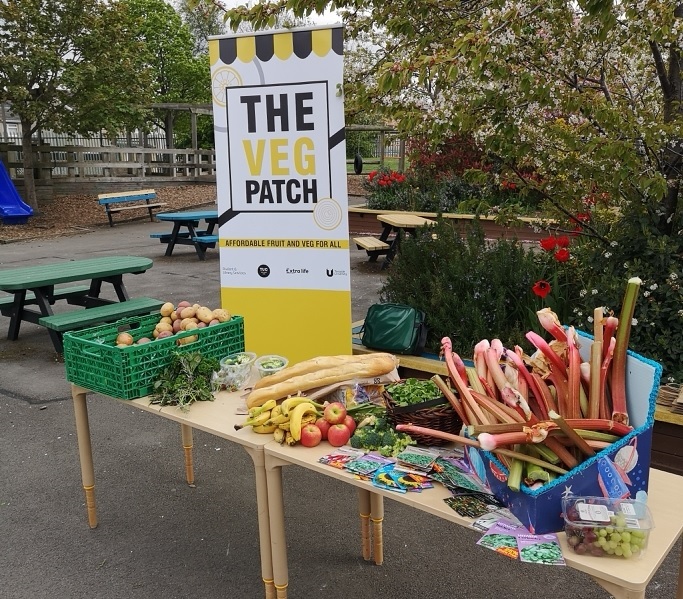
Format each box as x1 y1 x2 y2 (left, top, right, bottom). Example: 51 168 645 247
39 297 164 333
353 236 390 252
150 231 193 243
191 235 218 244
98 189 167 227
0 285 90 315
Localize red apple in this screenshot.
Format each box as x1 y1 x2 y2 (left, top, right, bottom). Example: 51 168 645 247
323 401 347 425
343 415 357 435
327 423 351 447
300 424 322 448
315 417 331 440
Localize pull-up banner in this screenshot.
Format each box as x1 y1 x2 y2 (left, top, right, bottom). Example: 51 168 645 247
209 26 351 363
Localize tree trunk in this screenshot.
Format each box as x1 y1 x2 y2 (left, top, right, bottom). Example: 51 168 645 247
20 121 38 212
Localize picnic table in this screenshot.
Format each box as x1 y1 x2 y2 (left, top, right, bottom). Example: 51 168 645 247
0 256 160 352
354 213 436 267
152 210 219 260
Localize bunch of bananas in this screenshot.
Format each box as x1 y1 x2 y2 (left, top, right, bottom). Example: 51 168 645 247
234 397 323 446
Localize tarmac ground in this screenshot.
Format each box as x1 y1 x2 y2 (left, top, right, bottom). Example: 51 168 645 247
0 210 680 599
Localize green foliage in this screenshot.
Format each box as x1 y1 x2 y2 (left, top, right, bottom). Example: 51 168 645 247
380 220 544 356
567 207 683 382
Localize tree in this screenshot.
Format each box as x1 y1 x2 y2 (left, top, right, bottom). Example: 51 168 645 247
175 0 226 56
124 0 211 149
208 0 683 378
0 0 153 210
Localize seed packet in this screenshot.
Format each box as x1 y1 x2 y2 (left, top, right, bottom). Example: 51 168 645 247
319 447 365 469
471 508 524 532
517 533 565 566
444 489 505 518
372 465 407 493
431 457 484 492
394 472 433 491
476 520 526 559
395 446 440 472
345 453 394 476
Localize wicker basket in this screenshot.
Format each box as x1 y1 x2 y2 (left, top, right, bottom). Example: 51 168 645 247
384 390 463 446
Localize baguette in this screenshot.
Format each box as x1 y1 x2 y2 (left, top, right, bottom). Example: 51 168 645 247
246 353 399 408
251 352 397 391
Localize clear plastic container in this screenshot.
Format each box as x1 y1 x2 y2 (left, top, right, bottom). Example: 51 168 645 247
215 351 257 391
254 354 288 379
562 496 653 559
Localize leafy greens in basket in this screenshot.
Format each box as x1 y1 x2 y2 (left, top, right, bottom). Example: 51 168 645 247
387 378 443 406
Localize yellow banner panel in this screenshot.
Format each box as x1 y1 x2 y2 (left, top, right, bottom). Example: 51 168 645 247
236 36 256 63
221 287 351 364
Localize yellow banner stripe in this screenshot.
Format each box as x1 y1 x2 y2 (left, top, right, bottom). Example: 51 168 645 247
311 29 332 57
220 238 349 249
236 36 256 63
273 32 293 60
208 39 220 66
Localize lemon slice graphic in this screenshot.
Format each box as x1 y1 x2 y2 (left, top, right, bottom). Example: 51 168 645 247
211 66 242 107
313 198 343 230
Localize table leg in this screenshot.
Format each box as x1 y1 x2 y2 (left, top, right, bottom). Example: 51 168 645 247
31 287 63 352
244 447 276 599
264 452 289 599
180 424 195 486
358 488 372 560
590 578 645 599
165 222 184 257
71 385 98 529
678 544 683 599
6 290 27 340
187 223 207 261
370 492 384 565
382 226 401 268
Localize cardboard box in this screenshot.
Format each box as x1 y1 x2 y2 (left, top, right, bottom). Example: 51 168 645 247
464 332 663 534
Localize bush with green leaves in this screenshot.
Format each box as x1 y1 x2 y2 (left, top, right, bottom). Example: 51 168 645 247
566 208 683 383
379 220 545 357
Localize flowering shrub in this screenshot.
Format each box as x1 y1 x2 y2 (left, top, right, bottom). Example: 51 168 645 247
363 167 415 210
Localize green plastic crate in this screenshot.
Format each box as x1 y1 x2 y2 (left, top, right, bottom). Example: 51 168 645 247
63 313 245 400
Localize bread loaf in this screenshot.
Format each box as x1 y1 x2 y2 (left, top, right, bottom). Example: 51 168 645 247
246 353 398 408
251 352 397 391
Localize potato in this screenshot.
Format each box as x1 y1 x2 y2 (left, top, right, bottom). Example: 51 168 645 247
180 317 198 330
115 332 134 346
212 308 231 323
184 321 198 330
136 337 151 345
176 334 198 345
160 302 175 317
180 306 197 319
177 301 191 309
170 311 178 322
157 331 173 339
172 319 183 333
196 306 214 324
155 322 173 334
159 316 172 326
208 319 220 326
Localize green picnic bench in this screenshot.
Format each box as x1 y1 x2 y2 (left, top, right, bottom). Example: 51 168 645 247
98 189 167 227
39 297 164 334
0 285 90 316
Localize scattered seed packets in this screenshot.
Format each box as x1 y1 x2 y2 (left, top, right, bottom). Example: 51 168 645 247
431 457 484 492
477 520 526 559
372 465 407 493
318 446 365 469
517 533 565 566
345 453 394 476
395 446 440 472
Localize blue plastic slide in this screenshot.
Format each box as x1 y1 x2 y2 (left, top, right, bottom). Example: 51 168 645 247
0 160 33 224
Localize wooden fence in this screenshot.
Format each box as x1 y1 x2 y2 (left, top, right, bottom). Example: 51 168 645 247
0 144 216 199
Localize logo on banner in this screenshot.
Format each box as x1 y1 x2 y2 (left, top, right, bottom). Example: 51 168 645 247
257 265 271 278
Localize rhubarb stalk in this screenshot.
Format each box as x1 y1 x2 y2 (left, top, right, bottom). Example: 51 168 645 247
431 374 468 424
537 308 567 342
610 277 642 426
566 327 582 419
548 410 596 458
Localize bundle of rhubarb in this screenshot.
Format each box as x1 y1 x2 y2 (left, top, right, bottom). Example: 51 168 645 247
397 277 646 492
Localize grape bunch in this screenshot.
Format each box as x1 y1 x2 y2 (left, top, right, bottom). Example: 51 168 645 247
565 506 649 558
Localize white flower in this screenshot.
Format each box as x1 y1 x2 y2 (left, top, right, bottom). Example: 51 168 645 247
678 309 683 317
604 251 612 258
591 289 598 295
670 273 679 280
632 318 638 326
669 376 676 383
643 291 650 297
587 316 594 323
624 263 629 269
580 289 587 297
610 241 618 247
649 283 658 290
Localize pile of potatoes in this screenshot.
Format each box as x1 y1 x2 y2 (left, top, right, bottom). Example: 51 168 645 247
115 301 231 347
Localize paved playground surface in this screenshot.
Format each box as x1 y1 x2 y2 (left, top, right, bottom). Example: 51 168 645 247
0 213 679 599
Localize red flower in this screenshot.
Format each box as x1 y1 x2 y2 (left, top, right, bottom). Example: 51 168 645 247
554 248 570 262
575 212 591 223
539 236 557 251
368 170 378 182
532 280 552 298
556 235 570 248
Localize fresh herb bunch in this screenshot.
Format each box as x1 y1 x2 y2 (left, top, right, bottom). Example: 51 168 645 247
386 378 443 407
150 351 220 411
